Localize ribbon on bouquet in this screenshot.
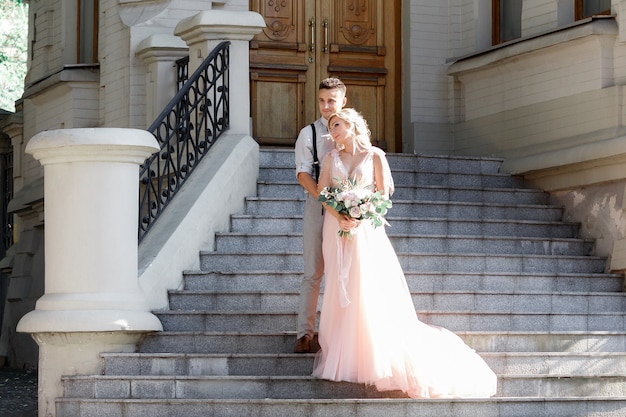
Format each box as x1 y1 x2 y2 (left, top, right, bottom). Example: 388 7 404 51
336 234 354 307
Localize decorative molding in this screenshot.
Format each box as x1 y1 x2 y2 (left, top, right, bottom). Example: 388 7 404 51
343 24 370 44
118 0 171 27
339 0 373 45
347 0 367 16
266 19 292 40
260 1 294 42
267 0 288 13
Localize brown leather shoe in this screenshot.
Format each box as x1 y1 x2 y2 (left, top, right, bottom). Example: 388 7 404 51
293 334 312 353
310 336 321 353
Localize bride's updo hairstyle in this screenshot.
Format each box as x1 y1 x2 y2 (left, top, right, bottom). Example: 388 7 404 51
328 108 372 154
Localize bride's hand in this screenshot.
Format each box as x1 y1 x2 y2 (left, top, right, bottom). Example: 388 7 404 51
339 215 360 232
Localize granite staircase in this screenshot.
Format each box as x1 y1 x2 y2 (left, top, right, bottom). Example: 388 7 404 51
57 149 626 416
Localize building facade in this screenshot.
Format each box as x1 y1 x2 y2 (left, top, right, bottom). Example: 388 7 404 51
1 0 625 369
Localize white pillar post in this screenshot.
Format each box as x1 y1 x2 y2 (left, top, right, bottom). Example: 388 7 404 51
17 127 162 417
174 10 266 135
136 34 189 127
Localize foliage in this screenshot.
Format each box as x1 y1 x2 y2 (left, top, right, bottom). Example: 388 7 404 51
318 177 392 238
0 0 28 112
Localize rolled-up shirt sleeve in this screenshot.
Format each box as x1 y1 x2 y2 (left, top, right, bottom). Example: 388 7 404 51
295 125 315 178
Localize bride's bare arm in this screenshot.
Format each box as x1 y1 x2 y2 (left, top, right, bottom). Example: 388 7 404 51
373 150 390 198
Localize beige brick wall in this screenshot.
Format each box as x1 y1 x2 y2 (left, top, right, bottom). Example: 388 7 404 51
408 1 456 153
523 0 559 37
19 0 250 185
20 77 99 183
25 2 79 86
448 18 618 155
408 0 596 154
549 180 626 262
455 34 613 121
99 0 130 127
454 86 621 158
441 11 626 268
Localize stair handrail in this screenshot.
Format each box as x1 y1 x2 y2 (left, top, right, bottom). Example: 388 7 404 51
139 41 230 242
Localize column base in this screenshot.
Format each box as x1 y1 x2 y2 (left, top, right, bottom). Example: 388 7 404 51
33 331 150 417
17 309 163 333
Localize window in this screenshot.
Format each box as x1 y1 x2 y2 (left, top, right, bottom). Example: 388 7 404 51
492 0 611 46
492 0 522 45
77 0 98 63
575 0 611 20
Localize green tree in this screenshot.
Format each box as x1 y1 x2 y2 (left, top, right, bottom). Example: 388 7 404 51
0 0 28 112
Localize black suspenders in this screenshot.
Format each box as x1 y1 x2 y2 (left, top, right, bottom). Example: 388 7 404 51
310 123 319 182
310 123 324 214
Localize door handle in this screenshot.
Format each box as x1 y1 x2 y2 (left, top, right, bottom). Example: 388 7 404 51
323 18 329 53
309 18 315 52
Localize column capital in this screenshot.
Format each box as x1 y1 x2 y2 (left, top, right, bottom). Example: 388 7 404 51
175 10 265 43
26 127 158 165
136 34 189 64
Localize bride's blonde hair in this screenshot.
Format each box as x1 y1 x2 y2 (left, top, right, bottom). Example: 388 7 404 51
328 108 372 153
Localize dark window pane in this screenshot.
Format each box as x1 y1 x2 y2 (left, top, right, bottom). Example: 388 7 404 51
78 0 97 63
500 0 522 42
583 0 611 17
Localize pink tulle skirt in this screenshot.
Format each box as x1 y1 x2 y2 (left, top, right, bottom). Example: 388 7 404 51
312 215 497 398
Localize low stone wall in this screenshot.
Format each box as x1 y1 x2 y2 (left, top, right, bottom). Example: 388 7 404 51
446 17 626 275
138 133 259 310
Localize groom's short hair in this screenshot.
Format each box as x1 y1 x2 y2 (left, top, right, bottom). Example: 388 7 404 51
319 78 346 95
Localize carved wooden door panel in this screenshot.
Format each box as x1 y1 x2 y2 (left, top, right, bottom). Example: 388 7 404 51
250 0 400 151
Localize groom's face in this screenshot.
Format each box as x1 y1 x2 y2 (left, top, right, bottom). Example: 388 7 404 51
319 88 347 120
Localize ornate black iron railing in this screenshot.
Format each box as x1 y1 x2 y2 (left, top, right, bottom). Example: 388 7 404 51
139 41 230 242
176 56 189 92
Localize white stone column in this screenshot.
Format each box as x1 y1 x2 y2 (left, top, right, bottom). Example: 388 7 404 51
136 34 189 127
16 127 162 417
174 10 266 135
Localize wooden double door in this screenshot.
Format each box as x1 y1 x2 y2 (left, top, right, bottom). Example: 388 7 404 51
249 0 401 152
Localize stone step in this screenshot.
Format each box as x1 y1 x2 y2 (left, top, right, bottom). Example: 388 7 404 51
243 198 564 221
59 373 626 399
54 397 626 417
260 149 506 174
137 331 626 354
383 169 528 188
198 252 607 274
230 214 581 238
100 351 626 377
183 271 624 293
101 352 316 377
416 310 626 332
58 147 624 417
214 233 593 256
258 166 528 188
153 309 626 332
259 182 548 205
166 290 626 314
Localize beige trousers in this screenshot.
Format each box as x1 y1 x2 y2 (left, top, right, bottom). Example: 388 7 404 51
296 194 325 338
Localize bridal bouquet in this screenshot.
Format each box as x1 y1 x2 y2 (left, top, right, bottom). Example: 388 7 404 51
318 178 392 237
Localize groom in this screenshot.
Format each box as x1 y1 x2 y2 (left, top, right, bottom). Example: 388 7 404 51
293 78 347 353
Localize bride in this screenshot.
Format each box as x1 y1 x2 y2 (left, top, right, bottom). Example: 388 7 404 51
312 108 497 398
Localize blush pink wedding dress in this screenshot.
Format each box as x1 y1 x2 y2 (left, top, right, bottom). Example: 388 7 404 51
312 148 498 398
